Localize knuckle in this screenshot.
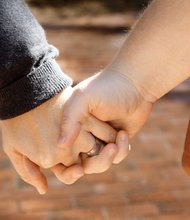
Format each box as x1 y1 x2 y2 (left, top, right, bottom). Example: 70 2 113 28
40 153 55 169
61 115 70 127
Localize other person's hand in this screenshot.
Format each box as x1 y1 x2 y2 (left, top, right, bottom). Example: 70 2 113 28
58 68 153 177
1 87 120 194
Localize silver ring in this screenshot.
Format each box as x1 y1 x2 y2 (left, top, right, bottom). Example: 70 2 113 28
86 138 105 157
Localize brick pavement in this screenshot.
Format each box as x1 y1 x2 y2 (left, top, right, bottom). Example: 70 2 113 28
0 27 189 220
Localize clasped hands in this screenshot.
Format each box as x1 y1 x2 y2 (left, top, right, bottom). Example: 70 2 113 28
1 68 153 194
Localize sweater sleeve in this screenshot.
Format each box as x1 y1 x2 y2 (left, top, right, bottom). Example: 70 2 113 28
0 0 72 120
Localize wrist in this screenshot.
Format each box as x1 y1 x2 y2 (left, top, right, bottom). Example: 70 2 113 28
106 62 158 104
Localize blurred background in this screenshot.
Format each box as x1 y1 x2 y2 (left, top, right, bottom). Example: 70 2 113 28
0 0 190 219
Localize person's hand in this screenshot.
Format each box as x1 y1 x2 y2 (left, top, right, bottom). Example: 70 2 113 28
52 129 129 183
58 68 154 176
1 86 121 194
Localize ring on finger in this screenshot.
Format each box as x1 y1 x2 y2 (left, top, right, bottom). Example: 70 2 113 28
86 138 105 157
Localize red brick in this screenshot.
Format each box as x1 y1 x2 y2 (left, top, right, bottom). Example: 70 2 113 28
130 191 175 203
50 208 104 220
156 200 190 214
0 200 17 215
144 214 190 220
20 198 71 212
0 213 48 220
77 194 128 207
105 203 159 218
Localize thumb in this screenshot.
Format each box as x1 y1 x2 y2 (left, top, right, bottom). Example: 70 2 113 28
58 88 89 149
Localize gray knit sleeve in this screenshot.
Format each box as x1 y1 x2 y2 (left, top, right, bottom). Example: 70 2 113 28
0 0 72 119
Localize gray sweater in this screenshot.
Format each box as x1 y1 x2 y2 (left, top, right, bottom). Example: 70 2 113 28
0 0 72 119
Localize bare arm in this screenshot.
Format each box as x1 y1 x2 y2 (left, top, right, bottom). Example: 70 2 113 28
56 0 190 180
109 0 190 102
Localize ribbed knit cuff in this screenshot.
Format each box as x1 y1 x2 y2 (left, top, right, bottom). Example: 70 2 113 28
0 59 73 120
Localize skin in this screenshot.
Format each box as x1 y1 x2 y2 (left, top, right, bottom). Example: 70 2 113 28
58 0 190 183
1 86 129 194
2 0 190 192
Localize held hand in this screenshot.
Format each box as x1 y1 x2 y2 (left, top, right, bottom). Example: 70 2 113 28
1 89 73 194
1 87 119 193
58 69 154 173
52 130 129 182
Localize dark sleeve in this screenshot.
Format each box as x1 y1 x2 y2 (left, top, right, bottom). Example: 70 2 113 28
0 0 72 120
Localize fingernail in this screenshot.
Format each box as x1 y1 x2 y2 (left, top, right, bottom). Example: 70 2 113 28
58 136 66 148
120 132 128 142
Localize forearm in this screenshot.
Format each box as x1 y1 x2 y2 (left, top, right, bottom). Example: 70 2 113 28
109 0 190 102
0 0 72 119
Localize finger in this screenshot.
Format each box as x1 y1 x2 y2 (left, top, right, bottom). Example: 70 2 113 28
57 118 117 167
53 129 96 167
73 130 95 156
23 156 48 194
113 130 130 164
83 115 117 143
5 148 47 194
58 88 89 149
51 164 84 185
83 143 118 174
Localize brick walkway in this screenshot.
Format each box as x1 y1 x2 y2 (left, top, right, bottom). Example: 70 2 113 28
0 27 189 220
